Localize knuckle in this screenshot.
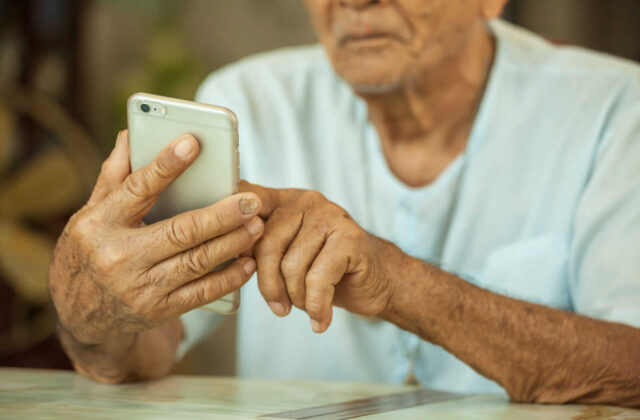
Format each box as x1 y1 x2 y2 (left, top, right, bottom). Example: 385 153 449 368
217 271 237 293
288 286 305 309
151 154 176 180
343 220 364 236
204 272 236 302
339 231 358 244
120 286 147 313
283 269 302 291
305 292 326 313
280 255 300 278
303 190 325 204
194 282 210 305
199 240 214 258
181 248 210 276
93 245 127 272
69 214 97 244
306 269 325 286
123 172 152 199
212 239 234 262
257 235 288 255
140 268 162 290
167 215 198 248
126 295 145 315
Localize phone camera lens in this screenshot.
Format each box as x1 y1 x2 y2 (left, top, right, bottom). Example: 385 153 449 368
141 104 150 113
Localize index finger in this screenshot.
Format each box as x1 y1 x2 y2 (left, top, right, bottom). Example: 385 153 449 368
142 191 263 260
305 235 349 334
103 134 199 225
238 180 281 218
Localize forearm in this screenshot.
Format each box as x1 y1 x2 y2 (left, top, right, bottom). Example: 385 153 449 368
58 319 183 384
381 257 640 407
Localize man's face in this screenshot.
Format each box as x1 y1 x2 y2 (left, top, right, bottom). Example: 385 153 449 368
304 0 500 94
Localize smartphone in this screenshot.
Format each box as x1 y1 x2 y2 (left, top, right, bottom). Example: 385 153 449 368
127 92 240 315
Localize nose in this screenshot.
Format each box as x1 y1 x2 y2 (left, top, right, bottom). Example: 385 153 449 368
337 0 381 10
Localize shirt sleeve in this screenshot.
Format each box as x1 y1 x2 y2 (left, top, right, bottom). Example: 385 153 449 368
175 70 246 361
569 89 640 327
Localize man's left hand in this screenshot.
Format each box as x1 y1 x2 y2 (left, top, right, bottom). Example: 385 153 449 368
239 181 396 333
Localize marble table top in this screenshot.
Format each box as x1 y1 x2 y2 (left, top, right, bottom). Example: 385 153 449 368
1 368 639 419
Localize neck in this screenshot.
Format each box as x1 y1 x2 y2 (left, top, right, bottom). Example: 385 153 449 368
359 22 495 149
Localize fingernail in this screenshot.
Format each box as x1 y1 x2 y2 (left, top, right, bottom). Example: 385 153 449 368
268 301 286 317
243 259 256 275
311 319 323 333
174 139 194 159
239 198 259 215
246 218 263 236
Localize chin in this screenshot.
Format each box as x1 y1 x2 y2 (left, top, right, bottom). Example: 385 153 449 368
330 46 412 95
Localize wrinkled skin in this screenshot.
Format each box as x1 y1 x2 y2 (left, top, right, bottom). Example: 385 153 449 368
49 132 263 353
244 0 508 328
303 0 506 93
240 182 405 332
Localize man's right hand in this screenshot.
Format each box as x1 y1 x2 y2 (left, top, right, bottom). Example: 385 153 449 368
48 131 263 379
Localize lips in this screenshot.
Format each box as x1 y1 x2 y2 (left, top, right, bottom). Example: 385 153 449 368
332 17 407 47
340 32 394 45
330 4 410 46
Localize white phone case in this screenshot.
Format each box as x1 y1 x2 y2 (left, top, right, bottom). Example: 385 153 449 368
127 92 240 315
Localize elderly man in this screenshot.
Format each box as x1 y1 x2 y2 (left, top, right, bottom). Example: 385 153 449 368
49 0 640 407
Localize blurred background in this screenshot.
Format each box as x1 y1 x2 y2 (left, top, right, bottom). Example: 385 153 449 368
0 0 638 377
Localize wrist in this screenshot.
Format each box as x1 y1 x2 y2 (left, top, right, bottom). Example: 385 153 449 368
60 320 136 351
379 255 451 343
58 323 139 383
367 235 412 319
377 254 408 322
57 317 138 362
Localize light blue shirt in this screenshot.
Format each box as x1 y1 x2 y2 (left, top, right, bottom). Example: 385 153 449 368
179 20 640 394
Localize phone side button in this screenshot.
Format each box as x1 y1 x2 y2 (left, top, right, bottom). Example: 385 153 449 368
236 150 240 180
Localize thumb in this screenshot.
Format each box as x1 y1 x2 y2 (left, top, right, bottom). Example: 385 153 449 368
87 130 131 206
237 180 280 218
